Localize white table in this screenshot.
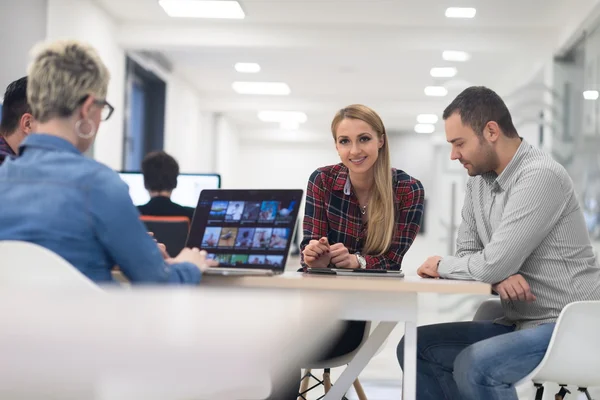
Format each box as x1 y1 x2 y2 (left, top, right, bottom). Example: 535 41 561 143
203 272 491 400
0 288 342 400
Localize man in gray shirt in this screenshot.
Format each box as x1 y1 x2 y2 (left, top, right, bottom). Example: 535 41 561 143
397 86 600 400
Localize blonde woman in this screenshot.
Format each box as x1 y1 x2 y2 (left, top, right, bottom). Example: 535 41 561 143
292 105 425 398
301 104 424 271
0 40 215 284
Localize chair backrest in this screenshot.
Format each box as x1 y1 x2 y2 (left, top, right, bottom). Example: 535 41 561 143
529 301 600 388
308 321 372 368
472 298 503 321
0 240 100 291
140 216 190 257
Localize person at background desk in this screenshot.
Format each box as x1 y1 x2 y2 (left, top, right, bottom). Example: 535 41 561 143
0 39 216 284
398 86 600 400
292 104 424 400
0 76 36 165
137 151 195 221
301 104 424 271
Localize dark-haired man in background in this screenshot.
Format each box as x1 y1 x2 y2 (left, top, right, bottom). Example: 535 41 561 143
397 86 600 400
0 77 35 165
137 151 195 220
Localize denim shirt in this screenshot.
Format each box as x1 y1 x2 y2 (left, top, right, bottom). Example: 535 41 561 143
0 134 201 284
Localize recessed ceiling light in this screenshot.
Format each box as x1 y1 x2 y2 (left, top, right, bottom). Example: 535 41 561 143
158 0 245 19
424 86 448 97
443 50 471 62
445 7 476 18
232 82 291 95
583 90 599 100
235 62 260 73
415 124 435 134
417 114 439 124
257 111 308 123
430 67 457 78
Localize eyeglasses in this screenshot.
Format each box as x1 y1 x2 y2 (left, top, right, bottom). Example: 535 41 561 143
78 95 115 121
94 99 114 121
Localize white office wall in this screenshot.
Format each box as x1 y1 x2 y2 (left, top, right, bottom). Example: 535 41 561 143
46 0 125 170
236 138 337 190
388 132 436 197
215 115 241 189
0 0 47 92
164 75 215 174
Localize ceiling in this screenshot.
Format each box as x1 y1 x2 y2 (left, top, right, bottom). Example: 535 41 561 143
95 0 598 138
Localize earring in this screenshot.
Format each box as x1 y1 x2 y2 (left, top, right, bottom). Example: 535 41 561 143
75 118 96 139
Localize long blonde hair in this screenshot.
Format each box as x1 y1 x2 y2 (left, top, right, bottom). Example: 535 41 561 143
331 104 395 256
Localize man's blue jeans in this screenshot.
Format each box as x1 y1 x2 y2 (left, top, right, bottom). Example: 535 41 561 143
396 321 555 400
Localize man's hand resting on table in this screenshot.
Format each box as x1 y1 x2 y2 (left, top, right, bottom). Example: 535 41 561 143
417 256 442 278
493 274 536 302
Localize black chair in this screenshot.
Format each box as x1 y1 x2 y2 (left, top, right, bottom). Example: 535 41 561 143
140 216 190 257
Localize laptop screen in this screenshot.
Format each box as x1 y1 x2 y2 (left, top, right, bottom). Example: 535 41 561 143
187 189 304 270
118 172 221 207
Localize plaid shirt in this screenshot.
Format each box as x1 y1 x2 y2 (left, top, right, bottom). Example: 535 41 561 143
301 164 424 270
0 136 16 166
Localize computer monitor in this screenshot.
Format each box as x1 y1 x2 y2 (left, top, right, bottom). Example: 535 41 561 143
118 172 221 208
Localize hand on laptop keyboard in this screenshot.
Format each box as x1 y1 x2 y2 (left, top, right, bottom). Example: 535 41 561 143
168 248 219 272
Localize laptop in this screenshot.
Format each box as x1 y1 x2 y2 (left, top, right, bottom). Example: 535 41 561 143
186 189 304 276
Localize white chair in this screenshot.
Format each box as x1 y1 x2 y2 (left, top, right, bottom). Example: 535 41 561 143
0 240 100 291
519 301 600 400
473 299 600 399
298 321 375 400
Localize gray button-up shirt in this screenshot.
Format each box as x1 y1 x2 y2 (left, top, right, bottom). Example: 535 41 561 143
438 139 600 329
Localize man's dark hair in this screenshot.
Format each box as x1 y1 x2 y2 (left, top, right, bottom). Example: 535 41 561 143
141 151 179 192
0 77 30 137
442 86 518 138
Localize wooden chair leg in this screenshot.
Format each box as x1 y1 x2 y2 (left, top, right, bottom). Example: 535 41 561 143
298 369 311 400
323 370 332 393
353 378 368 400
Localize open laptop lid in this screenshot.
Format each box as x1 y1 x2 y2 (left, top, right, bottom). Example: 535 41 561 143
186 189 304 272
